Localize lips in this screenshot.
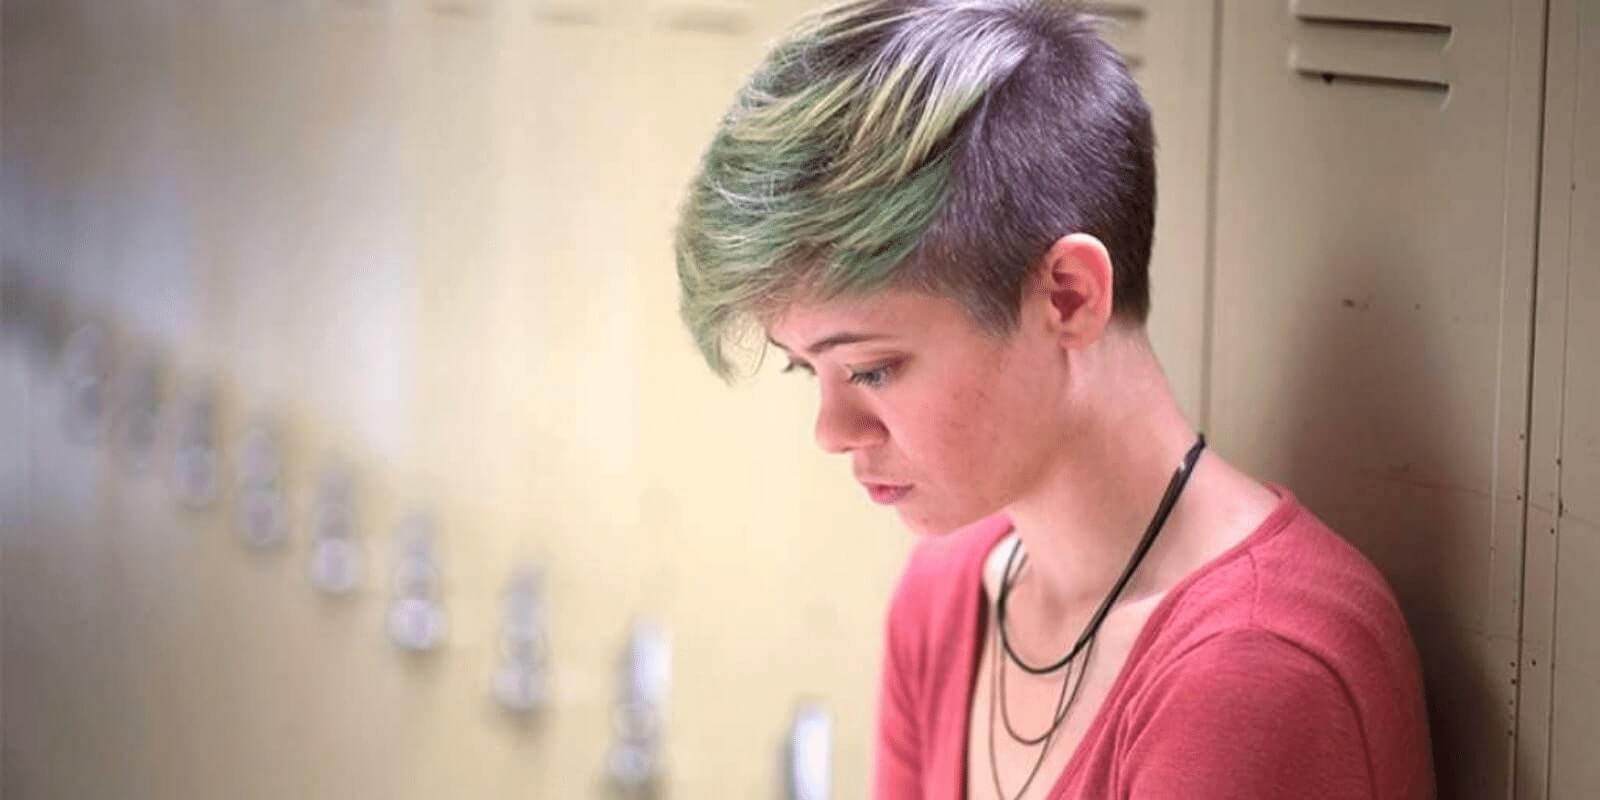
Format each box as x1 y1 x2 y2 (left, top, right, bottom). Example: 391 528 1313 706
862 482 912 505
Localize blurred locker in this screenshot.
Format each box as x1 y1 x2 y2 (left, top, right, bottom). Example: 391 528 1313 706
7 2 129 796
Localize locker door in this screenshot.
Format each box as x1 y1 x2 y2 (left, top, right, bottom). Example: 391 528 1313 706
1209 1 1546 796
1520 0 1600 796
1086 0 1220 426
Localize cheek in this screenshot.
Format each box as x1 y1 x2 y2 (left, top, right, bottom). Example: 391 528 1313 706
885 377 1043 534
933 357 1055 479
905 372 1014 478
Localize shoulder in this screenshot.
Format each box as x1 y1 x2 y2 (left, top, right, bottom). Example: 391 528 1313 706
1128 627 1357 730
1132 627 1354 714
1243 497 1424 685
1121 492 1433 797
1155 492 1421 676
1127 495 1410 714
1117 628 1382 797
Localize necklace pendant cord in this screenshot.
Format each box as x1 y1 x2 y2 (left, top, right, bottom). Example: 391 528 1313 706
996 434 1206 676
986 434 1207 800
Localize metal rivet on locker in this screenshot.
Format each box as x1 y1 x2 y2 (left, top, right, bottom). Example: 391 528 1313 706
491 565 551 713
387 512 448 652
236 424 288 549
308 464 364 595
605 620 670 796
784 703 832 800
62 323 111 444
171 385 220 509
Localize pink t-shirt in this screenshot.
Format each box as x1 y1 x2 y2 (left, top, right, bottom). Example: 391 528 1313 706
874 488 1434 799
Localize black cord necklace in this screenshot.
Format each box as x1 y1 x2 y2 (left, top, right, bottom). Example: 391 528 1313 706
987 434 1207 800
986 621 1099 800
996 434 1207 675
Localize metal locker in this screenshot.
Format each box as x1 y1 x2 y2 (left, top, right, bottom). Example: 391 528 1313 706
1084 0 1220 427
1521 0 1600 796
1208 1 1547 796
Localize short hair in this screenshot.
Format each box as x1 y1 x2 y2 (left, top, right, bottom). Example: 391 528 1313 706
674 0 1156 379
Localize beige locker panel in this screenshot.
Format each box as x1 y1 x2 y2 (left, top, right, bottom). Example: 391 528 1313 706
1086 0 1219 426
1519 0 1600 796
1209 1 1545 796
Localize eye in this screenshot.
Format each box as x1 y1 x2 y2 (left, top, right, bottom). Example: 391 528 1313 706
782 359 815 378
847 363 895 388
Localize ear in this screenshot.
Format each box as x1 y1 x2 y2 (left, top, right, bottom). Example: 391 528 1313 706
1030 232 1115 349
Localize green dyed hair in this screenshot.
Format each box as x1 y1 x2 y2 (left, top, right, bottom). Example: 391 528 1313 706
675 0 1156 379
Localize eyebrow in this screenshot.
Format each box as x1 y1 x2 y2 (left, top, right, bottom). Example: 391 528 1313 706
768 331 886 356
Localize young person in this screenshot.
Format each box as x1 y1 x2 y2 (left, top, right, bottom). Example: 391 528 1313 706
674 2 1434 797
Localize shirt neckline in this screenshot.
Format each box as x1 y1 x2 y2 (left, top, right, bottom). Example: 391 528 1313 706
951 483 1303 798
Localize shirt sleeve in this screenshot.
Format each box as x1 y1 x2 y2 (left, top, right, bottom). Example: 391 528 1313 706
1119 628 1374 799
873 568 925 799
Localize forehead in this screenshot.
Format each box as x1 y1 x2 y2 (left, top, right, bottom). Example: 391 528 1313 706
766 288 972 347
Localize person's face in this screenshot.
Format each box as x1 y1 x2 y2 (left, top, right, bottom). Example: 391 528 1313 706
766 287 1070 535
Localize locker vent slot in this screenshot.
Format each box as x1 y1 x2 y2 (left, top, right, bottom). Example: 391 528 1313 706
1290 8 1453 94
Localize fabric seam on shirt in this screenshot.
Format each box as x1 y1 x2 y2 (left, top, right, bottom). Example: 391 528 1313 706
1256 627 1380 799
1248 548 1263 627
1129 626 1379 798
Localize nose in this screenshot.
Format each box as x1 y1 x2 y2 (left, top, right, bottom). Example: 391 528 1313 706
813 382 887 454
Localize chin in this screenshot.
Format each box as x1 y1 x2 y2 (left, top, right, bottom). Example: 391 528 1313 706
895 504 989 538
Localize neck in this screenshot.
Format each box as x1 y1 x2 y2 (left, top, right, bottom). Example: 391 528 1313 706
1001 334 1201 619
